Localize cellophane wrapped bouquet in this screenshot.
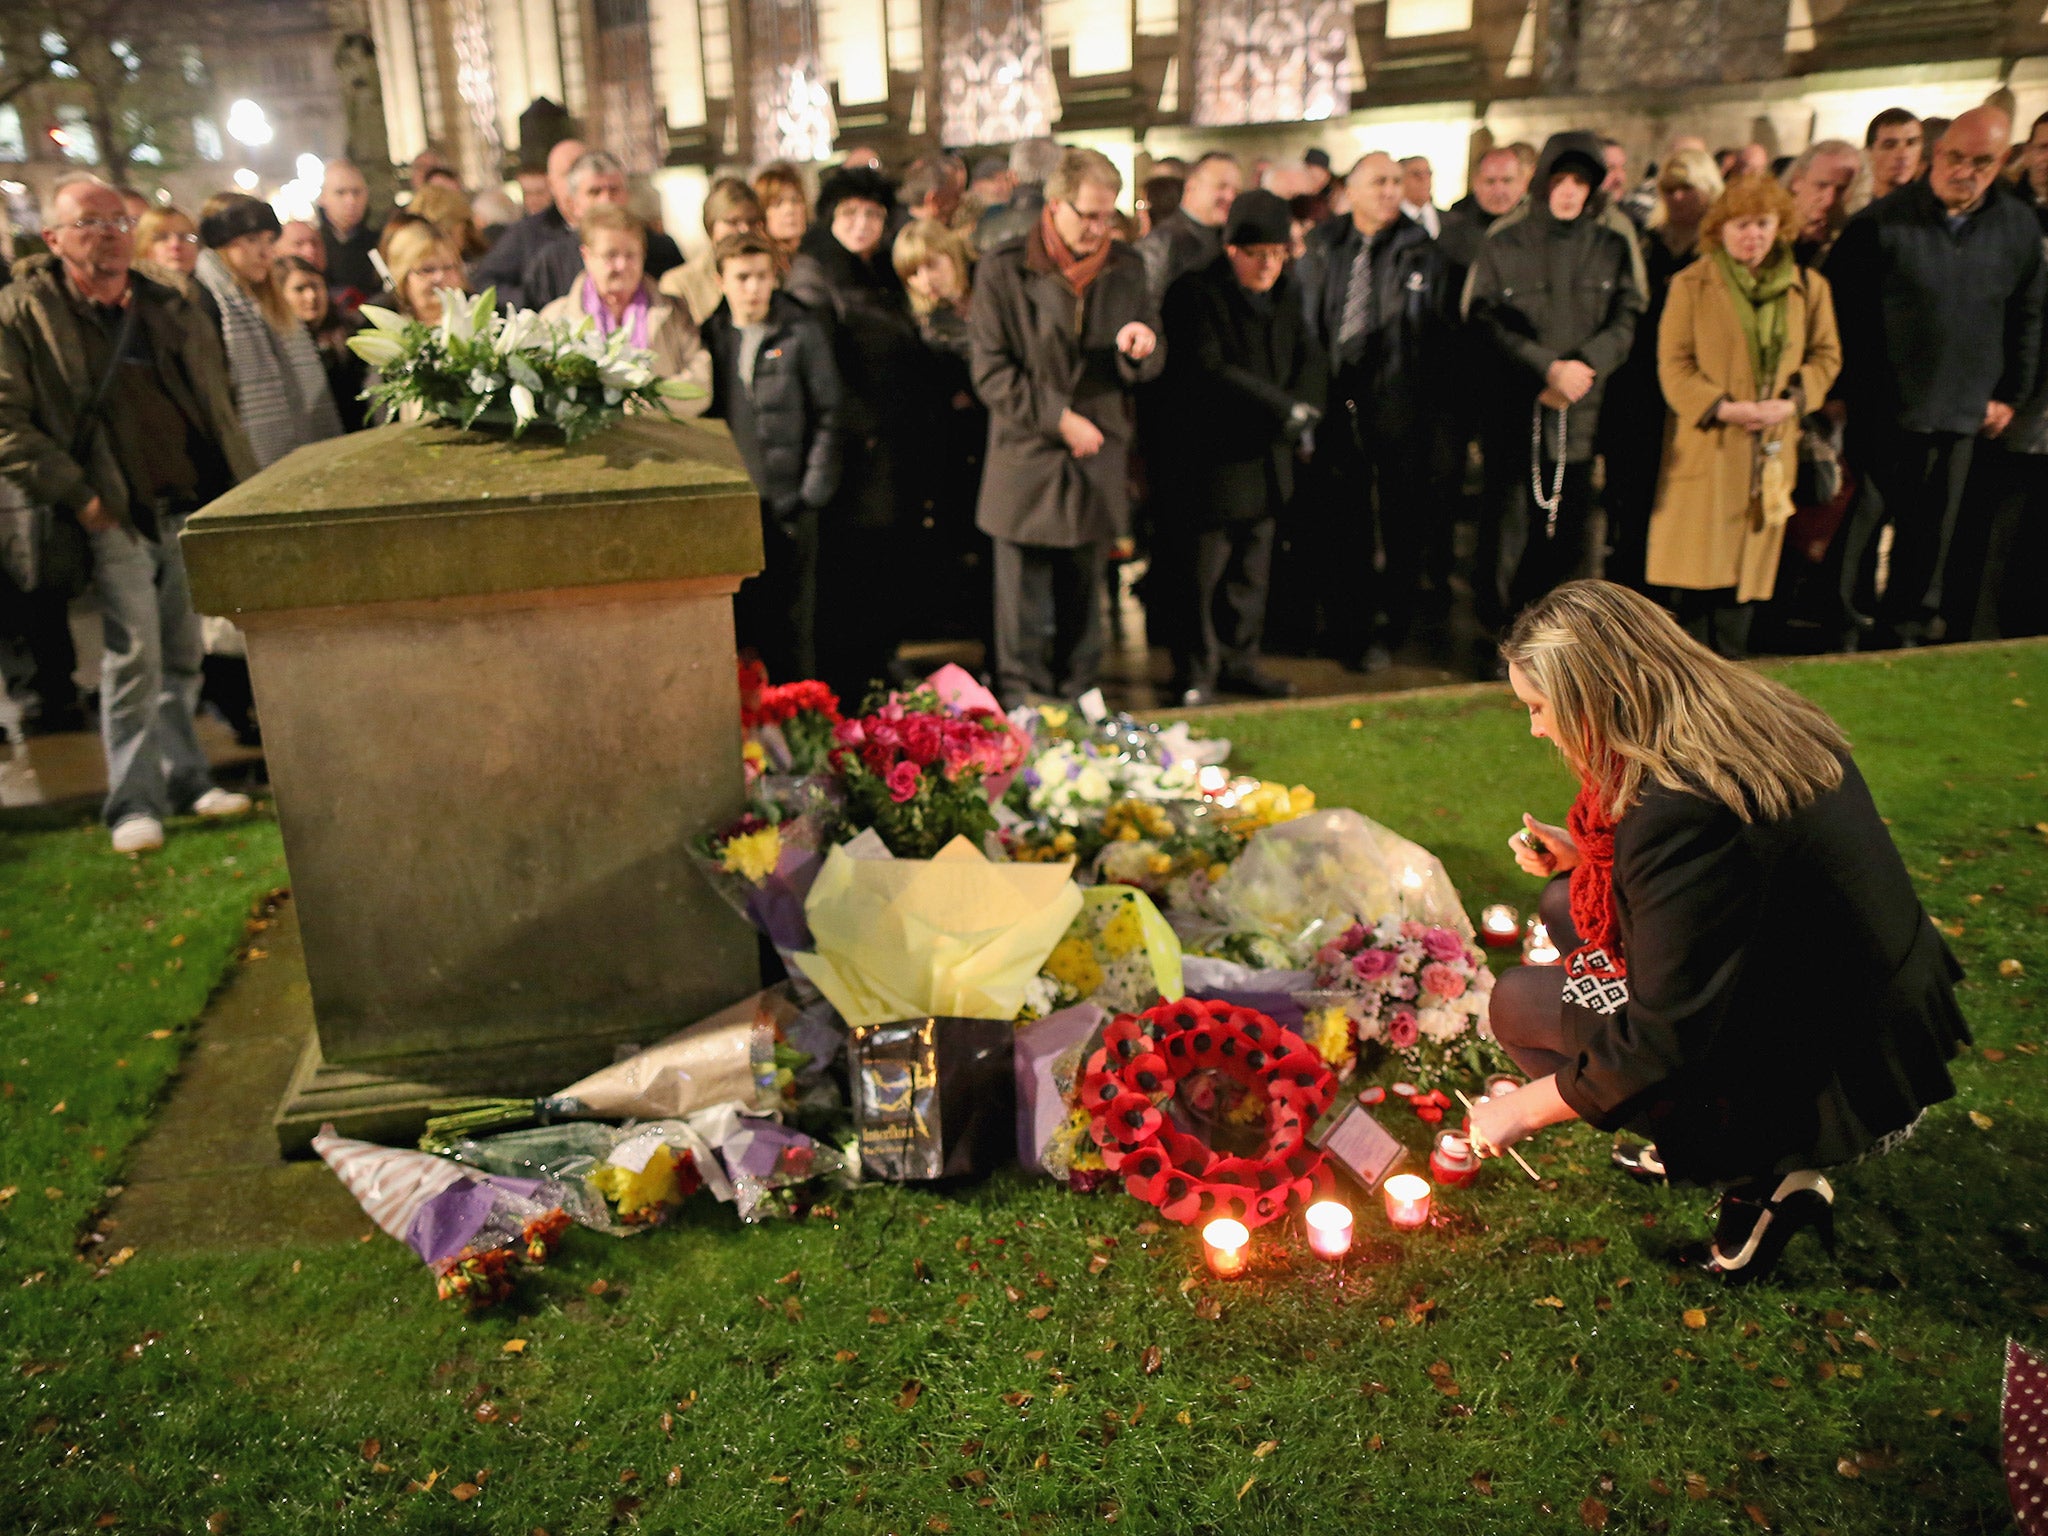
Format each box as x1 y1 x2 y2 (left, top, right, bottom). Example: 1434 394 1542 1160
828 686 1027 859
1298 918 1501 1088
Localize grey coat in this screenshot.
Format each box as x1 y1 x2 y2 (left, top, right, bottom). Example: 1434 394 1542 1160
969 230 1164 549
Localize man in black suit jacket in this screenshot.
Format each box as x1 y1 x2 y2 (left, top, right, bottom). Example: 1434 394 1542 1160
1156 191 1324 703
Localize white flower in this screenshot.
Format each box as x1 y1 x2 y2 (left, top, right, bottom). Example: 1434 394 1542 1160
436 287 482 345
468 369 504 396
347 330 405 368
357 303 409 334
509 383 537 426
1074 766 1111 804
1416 1006 1465 1042
494 309 545 355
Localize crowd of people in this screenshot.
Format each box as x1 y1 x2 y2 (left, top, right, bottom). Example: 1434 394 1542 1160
5 102 2048 848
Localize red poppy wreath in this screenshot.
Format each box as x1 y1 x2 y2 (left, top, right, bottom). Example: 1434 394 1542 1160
1080 997 1339 1229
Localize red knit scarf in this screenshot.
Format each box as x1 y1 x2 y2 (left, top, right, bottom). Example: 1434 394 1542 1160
1037 203 1112 297
1565 781 1626 978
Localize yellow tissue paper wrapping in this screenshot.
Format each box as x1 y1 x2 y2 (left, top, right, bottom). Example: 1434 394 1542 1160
794 836 1083 1027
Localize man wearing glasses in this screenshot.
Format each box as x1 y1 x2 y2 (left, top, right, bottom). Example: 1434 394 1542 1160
0 176 258 852
1824 105 2045 647
970 147 1164 707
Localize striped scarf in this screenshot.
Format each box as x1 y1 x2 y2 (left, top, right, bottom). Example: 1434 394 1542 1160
195 249 342 469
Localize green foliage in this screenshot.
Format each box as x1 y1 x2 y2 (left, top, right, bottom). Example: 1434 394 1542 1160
0 644 2043 1533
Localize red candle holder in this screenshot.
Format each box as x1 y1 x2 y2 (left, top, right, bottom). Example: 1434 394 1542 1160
1429 1131 1481 1187
1479 903 1521 949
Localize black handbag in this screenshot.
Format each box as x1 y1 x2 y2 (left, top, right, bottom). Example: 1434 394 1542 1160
0 301 138 599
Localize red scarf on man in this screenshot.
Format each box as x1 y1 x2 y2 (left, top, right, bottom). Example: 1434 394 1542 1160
1037 203 1112 297
1565 781 1626 978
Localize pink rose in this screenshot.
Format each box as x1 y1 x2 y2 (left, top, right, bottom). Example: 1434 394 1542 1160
1387 1008 1420 1049
1338 922 1369 952
1352 948 1399 982
1315 944 1345 969
1401 921 1427 941
1421 927 1466 963
833 719 865 747
885 760 921 803
1420 962 1467 1001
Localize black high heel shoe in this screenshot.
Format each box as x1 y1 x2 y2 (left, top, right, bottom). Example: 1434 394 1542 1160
1687 1171 1836 1285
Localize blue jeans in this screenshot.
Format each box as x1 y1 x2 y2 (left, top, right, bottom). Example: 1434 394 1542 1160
88 517 214 826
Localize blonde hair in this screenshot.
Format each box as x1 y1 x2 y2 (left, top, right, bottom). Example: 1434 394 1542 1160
132 205 194 261
892 217 973 315
383 218 465 318
409 182 485 258
1046 147 1123 204
1648 148 1725 230
1502 581 1848 822
753 162 807 214
578 201 647 249
702 176 762 234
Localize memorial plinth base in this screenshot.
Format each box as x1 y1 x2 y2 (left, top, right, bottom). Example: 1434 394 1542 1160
180 419 765 1153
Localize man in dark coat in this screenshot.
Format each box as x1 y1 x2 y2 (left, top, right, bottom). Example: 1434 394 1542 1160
970 148 1165 708
700 233 844 683
517 150 683 311
1137 152 1240 306
1823 106 2045 647
471 138 586 310
1436 146 1529 283
1464 130 1644 638
1297 152 1459 669
975 137 1061 254
315 158 383 308
1156 190 1323 703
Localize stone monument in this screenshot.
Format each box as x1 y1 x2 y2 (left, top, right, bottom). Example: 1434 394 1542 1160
181 416 763 1153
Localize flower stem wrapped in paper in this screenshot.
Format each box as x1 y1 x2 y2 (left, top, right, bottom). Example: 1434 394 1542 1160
419 985 798 1148
795 834 1082 1180
313 1127 580 1308
441 1119 735 1235
694 784 844 967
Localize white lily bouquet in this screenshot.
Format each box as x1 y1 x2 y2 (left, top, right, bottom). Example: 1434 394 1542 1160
348 286 700 443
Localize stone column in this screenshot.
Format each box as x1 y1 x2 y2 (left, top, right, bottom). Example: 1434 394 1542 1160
182 417 764 1153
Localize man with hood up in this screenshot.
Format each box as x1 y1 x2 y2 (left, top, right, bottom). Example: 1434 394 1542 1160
1463 130 1645 654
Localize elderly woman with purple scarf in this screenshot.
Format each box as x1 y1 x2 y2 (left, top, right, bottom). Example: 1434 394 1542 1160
538 203 711 414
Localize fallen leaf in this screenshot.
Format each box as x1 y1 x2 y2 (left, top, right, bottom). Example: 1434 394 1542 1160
867 1307 890 1324
501 1339 527 1355
895 1379 923 1411
586 1279 610 1296
834 1350 857 1363
452 1483 479 1502
205 1514 230 1534
1682 1308 1708 1330
49 1100 65 1115
1134 1221 1160 1236
360 1438 381 1461
1252 1440 1278 1459
1470 1472 1495 1496
1023 1349 1045 1362
777 1269 802 1285
1649 1476 1672 1496
1141 1345 1162 1375
1177 1410 1192 1426
1002 1391 1033 1407
1534 1296 1565 1309
666 1466 682 1488
1970 1110 1995 1130
1579 1497 1609 1529
1194 1296 1222 1321
1229 1374 1253 1391
1744 1503 1771 1529
147 1029 171 1040
2001 959 2025 978
1178 1275 1201 1294
472 1400 500 1425
1836 1457 1861 1479
1028 1304 1052 1321
1236 1477 1256 1500
1087 1253 1111 1275
1684 1473 1710 1500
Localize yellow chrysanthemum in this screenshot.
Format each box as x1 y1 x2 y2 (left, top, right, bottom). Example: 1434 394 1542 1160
1044 936 1104 995
1099 902 1144 959
1307 1005 1354 1068
589 1144 683 1219
719 825 782 884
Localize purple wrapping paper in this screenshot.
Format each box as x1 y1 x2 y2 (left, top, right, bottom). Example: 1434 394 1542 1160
729 1117 813 1178
1187 987 1309 1035
742 847 825 952
1014 1003 1106 1175
403 1172 549 1266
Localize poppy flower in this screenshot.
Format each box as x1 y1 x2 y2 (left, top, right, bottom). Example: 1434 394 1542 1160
1102 1090 1162 1145
1125 1051 1170 1095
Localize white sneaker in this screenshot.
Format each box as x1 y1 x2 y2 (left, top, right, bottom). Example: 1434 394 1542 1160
190 788 252 818
111 816 165 854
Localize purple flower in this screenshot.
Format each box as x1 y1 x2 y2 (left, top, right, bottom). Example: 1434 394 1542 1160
1421 927 1466 963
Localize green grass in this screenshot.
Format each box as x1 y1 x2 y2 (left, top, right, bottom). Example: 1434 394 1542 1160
2 644 2044 1535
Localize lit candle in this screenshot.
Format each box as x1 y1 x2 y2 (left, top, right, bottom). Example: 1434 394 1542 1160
1202 1218 1250 1277
1485 1075 1522 1100
1523 918 1561 966
1303 1201 1354 1260
1383 1173 1432 1230
1479 903 1521 949
1429 1131 1481 1188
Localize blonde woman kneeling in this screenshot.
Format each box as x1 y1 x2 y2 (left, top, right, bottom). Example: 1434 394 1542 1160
1470 581 1968 1283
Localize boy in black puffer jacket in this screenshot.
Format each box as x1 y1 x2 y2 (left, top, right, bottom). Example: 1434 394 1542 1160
701 232 844 683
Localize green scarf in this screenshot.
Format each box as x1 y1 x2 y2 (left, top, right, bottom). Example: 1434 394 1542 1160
1712 243 1797 397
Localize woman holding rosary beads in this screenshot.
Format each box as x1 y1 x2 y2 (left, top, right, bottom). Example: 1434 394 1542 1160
1465 580 1970 1282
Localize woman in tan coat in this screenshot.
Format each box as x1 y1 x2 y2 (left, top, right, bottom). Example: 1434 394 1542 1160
539 204 711 414
1648 174 1841 656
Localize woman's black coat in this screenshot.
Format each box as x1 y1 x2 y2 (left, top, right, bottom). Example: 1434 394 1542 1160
1554 756 1969 1185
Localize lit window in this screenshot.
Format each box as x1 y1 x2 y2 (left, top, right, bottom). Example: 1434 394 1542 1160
0 106 23 162
1384 0 1472 38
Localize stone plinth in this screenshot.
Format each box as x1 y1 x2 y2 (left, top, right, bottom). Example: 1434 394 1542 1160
182 417 763 1153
